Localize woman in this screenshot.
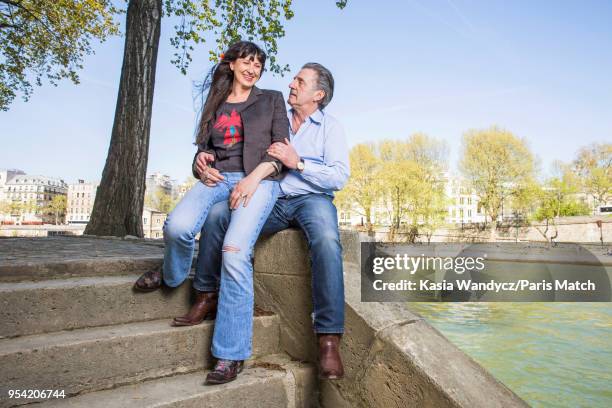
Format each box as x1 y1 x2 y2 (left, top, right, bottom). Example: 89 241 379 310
133 41 288 384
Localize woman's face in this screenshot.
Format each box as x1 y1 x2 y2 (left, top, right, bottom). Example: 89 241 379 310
230 55 263 88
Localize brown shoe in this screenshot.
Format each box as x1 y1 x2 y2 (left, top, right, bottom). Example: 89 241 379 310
318 334 344 380
205 359 244 385
133 267 162 292
172 290 218 326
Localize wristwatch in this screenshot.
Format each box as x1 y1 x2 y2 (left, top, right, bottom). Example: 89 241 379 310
296 158 305 172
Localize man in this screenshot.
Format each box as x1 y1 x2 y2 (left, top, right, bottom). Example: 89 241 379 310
181 62 350 380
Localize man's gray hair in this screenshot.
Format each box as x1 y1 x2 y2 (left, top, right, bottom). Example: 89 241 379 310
302 62 334 109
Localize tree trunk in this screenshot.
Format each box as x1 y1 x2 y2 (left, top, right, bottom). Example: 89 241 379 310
488 207 498 242
85 0 162 237
365 207 372 232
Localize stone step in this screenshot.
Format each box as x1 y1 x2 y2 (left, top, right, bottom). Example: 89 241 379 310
0 316 280 406
0 236 172 283
0 275 194 338
0 256 165 283
30 354 317 408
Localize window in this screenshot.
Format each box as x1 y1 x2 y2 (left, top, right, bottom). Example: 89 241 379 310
144 218 148 224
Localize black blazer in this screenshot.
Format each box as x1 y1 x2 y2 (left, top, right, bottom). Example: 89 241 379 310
192 86 289 181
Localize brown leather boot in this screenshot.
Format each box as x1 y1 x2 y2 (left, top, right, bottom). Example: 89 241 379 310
133 267 162 292
171 290 218 326
318 334 344 380
205 359 244 385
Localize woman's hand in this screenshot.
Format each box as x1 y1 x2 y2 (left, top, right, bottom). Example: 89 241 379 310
200 167 224 187
229 174 261 209
195 152 214 174
196 152 224 186
229 162 276 208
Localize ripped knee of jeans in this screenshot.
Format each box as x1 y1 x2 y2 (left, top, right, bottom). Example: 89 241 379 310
222 244 241 253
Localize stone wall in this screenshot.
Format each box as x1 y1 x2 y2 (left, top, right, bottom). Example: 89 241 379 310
363 215 611 243
252 229 528 407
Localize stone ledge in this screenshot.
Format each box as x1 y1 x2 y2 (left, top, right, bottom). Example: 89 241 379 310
254 229 529 408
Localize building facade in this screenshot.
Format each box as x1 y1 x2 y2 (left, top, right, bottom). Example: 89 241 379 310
66 180 99 224
146 172 175 197
142 207 167 239
443 173 487 224
0 169 26 204
1 172 68 224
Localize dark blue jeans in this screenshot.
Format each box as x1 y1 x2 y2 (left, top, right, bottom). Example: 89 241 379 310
195 193 345 334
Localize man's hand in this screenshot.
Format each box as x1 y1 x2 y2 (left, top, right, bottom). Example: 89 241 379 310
267 138 300 169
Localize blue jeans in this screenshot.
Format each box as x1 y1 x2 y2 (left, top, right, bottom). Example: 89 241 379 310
162 172 279 360
196 193 345 334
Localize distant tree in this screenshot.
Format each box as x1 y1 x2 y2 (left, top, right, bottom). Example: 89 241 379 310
531 168 590 242
459 126 536 234
23 199 37 214
87 0 350 238
404 132 449 176
181 176 197 190
379 158 423 235
573 143 611 210
0 0 119 110
533 162 590 223
45 195 67 224
376 136 448 241
0 200 12 217
8 200 22 216
340 143 380 231
510 179 542 221
145 186 180 213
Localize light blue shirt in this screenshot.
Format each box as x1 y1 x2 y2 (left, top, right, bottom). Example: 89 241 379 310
279 108 350 197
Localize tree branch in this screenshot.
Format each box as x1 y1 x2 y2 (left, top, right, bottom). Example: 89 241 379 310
0 0 63 44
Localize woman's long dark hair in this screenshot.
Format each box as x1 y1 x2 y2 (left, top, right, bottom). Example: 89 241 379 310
194 41 267 145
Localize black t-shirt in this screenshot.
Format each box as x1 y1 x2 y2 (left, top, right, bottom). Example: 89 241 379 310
210 101 247 172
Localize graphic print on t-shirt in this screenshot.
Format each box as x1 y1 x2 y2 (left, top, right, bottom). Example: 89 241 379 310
213 109 243 145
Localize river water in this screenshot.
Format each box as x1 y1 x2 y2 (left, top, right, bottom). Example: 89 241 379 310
407 303 612 407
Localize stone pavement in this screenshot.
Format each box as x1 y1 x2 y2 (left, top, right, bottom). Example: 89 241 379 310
0 236 164 264
0 236 168 282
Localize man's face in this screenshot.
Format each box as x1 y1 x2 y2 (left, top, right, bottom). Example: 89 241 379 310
288 68 324 109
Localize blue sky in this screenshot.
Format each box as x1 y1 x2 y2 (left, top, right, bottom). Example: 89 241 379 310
1 0 611 184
